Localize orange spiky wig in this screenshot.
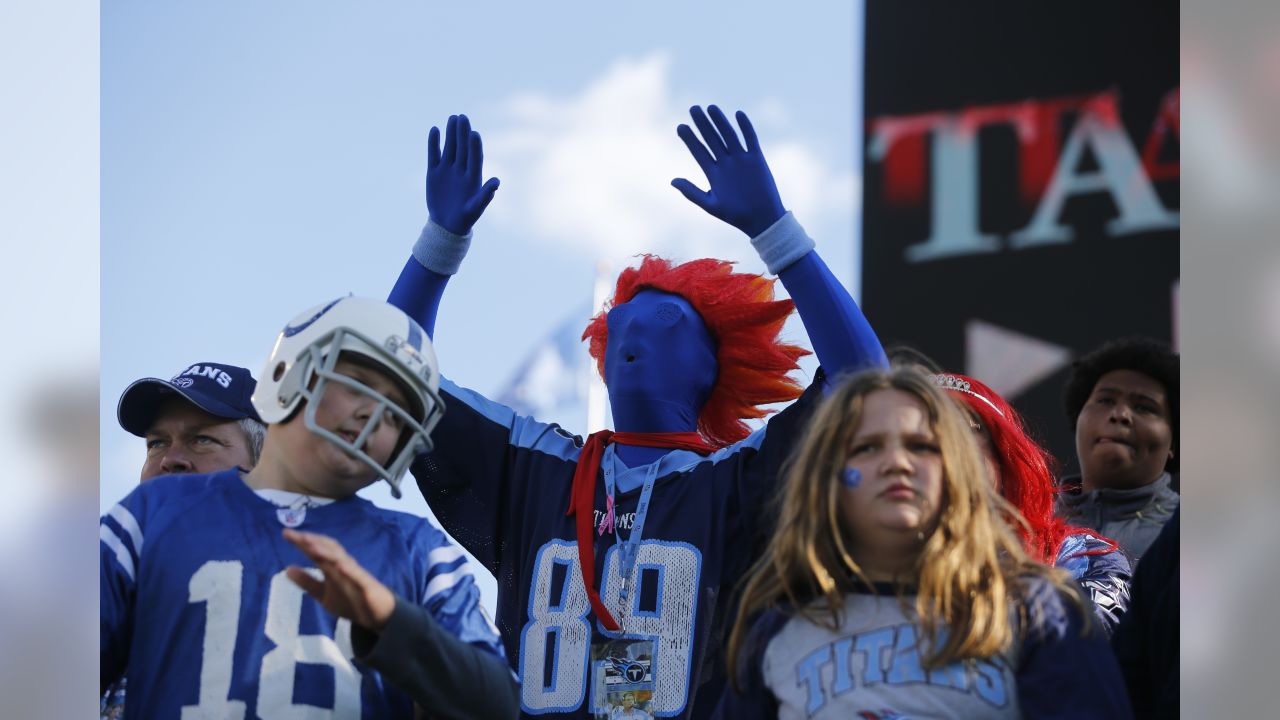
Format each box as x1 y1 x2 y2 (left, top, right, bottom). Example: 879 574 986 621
582 255 810 448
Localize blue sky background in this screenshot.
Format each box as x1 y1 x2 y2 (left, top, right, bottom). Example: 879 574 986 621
100 1 864 608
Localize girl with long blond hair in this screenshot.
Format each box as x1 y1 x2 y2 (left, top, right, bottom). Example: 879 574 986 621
714 368 1130 719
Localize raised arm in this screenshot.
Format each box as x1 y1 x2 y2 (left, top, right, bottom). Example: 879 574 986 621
672 105 888 379
387 114 499 339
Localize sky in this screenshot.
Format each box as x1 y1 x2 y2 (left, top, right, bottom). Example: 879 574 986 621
100 1 864 609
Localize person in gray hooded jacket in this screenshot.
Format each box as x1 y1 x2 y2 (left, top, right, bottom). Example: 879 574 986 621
1057 337 1179 567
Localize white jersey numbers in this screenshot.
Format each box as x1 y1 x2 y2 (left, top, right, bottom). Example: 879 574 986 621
598 542 700 716
519 541 593 713
182 561 247 720
180 560 361 719
519 540 703 716
258 570 362 718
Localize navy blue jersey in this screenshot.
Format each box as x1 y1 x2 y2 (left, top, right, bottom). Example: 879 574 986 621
714 579 1133 719
412 375 825 718
100 468 503 719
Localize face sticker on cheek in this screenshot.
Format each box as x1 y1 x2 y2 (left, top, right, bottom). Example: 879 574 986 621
841 468 863 488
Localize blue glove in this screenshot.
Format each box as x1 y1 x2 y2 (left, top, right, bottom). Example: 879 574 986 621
671 105 787 238
426 114 500 236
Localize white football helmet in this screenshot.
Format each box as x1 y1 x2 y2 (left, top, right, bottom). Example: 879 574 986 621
252 295 444 497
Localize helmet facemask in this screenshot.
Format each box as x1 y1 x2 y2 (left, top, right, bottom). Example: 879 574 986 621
282 326 445 498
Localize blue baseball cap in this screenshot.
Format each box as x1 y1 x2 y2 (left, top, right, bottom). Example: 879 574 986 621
116 362 262 437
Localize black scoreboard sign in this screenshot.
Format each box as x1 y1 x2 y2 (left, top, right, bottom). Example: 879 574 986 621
861 1 1178 469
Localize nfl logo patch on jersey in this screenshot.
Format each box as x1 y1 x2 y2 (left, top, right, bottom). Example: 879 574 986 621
277 507 306 527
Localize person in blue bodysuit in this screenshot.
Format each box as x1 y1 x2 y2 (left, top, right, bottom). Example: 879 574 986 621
387 107 887 719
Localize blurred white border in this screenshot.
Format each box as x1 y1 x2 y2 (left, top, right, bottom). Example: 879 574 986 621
0 0 99 714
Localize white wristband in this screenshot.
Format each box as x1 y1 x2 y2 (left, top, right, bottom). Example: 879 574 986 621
411 220 472 276
749 212 815 274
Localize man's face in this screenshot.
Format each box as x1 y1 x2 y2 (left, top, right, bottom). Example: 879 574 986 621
1074 368 1174 490
140 396 254 481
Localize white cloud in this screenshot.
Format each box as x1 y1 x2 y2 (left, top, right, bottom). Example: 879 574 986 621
484 51 857 269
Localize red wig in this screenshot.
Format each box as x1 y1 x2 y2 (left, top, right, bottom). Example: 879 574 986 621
935 373 1117 564
582 255 810 447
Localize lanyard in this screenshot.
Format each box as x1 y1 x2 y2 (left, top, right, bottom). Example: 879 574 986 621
603 454 661 608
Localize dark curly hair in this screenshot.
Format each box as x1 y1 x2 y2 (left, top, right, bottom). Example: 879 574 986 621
1063 337 1179 472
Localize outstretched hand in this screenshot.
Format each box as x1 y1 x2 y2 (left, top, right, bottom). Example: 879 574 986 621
283 528 396 633
672 105 787 238
426 114 500 236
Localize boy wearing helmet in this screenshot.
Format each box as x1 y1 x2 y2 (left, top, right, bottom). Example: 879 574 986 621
100 296 518 719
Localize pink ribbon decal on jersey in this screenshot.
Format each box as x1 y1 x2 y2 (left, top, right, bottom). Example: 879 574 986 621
599 494 616 536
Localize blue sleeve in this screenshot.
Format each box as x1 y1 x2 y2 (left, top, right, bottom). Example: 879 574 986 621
728 371 829 529
417 532 506 659
391 225 583 575
389 224 522 569
410 378 581 572
761 215 887 380
387 220 471 339
100 495 148 691
1110 509 1179 718
690 373 828 599
351 519 519 718
387 257 449 340
1016 583 1134 719
1056 533 1132 636
710 680 774 720
710 611 785 720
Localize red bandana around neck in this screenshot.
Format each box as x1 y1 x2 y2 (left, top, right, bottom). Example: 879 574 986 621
564 430 714 631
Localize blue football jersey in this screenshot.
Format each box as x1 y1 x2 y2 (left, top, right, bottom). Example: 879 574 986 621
100 468 503 719
411 375 825 719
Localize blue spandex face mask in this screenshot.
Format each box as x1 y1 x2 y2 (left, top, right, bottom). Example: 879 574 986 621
604 289 718 433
